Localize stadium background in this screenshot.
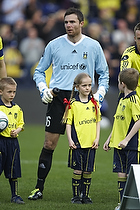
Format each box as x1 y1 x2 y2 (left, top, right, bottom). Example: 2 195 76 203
0 0 139 124
1 1 138 209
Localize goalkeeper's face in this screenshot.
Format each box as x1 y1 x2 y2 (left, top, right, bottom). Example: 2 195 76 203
64 14 84 38
134 30 140 52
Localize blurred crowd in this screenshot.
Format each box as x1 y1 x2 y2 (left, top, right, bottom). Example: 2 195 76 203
0 0 140 88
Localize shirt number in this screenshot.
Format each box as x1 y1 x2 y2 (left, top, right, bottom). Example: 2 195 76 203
46 116 51 127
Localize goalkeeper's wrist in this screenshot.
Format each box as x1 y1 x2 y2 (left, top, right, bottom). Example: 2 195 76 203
94 86 106 107
96 86 106 98
38 82 48 92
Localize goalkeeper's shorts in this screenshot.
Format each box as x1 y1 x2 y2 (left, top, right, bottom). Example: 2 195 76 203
45 90 71 134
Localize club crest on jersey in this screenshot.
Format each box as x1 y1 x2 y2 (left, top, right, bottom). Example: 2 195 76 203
122 105 125 111
121 55 129 70
83 52 87 59
122 61 128 70
92 106 95 112
14 113 17 119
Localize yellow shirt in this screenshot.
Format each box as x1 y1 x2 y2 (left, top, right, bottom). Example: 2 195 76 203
4 47 23 78
0 99 24 137
67 95 101 148
120 45 140 99
0 37 4 60
109 92 140 151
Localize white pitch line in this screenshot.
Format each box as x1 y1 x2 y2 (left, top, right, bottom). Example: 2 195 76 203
21 160 67 165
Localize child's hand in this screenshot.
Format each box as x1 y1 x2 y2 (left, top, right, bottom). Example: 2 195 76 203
92 139 99 149
69 139 77 149
118 139 128 148
103 139 111 152
10 130 18 138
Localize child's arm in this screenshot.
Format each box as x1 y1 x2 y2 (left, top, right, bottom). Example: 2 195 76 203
92 121 100 149
118 119 140 148
10 127 22 138
103 131 112 152
66 124 77 149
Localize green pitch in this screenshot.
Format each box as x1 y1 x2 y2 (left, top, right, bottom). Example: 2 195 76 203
0 124 118 210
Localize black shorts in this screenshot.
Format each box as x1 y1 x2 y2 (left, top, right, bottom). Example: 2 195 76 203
68 148 96 172
45 90 71 134
113 148 139 174
0 136 21 179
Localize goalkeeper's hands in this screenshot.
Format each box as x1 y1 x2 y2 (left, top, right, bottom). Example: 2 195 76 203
94 86 106 107
41 88 53 104
38 82 53 104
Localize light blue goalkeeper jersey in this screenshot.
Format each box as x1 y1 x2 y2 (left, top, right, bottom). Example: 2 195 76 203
33 34 109 91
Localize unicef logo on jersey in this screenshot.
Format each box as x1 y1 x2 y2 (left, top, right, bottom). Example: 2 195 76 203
79 118 96 125
14 113 17 119
79 63 86 70
61 63 87 71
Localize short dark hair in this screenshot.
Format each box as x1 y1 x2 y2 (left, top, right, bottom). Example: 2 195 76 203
134 23 140 35
64 7 84 23
119 68 139 91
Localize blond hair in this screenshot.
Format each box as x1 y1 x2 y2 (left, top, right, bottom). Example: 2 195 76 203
62 73 99 123
0 77 17 90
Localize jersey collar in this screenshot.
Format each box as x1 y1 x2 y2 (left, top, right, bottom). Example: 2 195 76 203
64 34 85 46
123 91 136 99
75 92 91 102
0 98 15 106
135 45 140 55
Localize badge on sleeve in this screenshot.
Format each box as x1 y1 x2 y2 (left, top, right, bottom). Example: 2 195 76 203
121 55 129 61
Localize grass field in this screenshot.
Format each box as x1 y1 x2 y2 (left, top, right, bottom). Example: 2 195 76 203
0 124 118 210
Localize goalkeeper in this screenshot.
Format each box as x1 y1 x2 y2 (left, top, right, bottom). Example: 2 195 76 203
28 7 109 200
